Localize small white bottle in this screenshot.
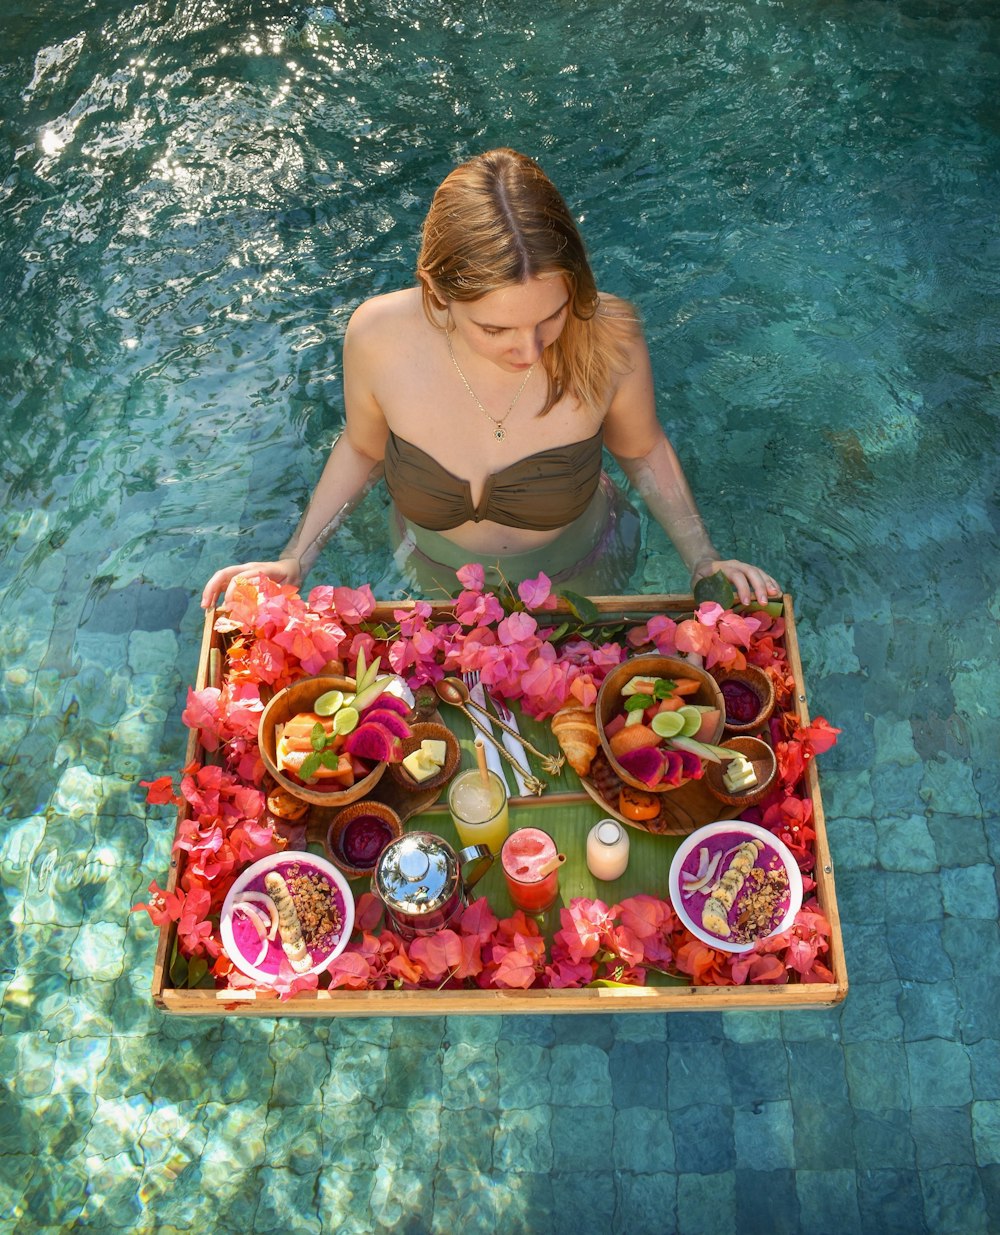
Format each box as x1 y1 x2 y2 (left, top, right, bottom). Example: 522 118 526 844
586 819 630 880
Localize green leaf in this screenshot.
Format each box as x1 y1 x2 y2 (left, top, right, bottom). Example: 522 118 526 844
653 679 676 700
693 570 737 610
560 590 599 624
187 957 209 987
545 622 571 643
310 721 328 752
624 694 653 712
320 749 342 769
169 941 188 987
298 752 322 782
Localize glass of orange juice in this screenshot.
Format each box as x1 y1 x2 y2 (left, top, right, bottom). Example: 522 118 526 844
447 769 509 856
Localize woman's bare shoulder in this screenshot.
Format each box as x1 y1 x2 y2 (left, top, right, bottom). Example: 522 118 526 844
347 287 423 346
596 292 644 334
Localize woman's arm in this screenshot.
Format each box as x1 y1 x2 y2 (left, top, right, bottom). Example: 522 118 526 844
603 328 780 606
200 301 390 608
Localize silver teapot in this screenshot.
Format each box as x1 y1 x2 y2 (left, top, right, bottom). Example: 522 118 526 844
371 831 494 939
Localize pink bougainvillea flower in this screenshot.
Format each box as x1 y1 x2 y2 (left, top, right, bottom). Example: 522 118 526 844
408 930 464 984
674 619 715 659
545 957 597 988
181 687 224 751
517 572 558 610
324 949 375 990
455 587 505 628
455 563 485 593
459 897 499 941
354 892 384 934
306 583 376 627
553 898 617 964
497 610 538 646
730 952 788 985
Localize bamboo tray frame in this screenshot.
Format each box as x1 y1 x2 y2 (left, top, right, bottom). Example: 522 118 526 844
150 594 847 1016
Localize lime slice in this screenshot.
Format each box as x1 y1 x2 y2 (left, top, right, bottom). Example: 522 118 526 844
678 705 703 738
314 689 345 716
651 710 685 739
332 705 359 736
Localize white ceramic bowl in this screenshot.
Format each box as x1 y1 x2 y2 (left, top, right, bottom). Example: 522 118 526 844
221 850 355 982
668 821 802 954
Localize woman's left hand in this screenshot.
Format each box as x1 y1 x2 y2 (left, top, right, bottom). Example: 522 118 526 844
691 558 781 607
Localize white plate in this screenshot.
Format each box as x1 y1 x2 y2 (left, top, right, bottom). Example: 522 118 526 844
221 850 355 982
668 821 802 954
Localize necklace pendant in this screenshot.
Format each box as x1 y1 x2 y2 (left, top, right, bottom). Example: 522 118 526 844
494 426 506 442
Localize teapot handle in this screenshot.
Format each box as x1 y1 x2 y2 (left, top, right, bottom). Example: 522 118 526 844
456 844 494 892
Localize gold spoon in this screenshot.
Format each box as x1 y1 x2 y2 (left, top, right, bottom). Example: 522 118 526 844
434 679 548 795
439 681 565 775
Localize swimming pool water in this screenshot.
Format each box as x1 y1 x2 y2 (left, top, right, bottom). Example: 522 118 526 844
1 1 998 1231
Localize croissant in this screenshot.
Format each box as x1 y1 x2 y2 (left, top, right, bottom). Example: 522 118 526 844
551 706 600 777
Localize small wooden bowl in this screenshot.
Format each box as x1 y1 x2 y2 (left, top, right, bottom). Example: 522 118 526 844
326 801 403 880
258 675 387 808
387 722 461 796
713 666 776 735
704 736 778 807
596 655 725 794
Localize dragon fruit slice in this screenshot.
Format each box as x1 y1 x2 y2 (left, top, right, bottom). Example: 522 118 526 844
357 708 411 740
617 746 666 789
344 721 400 764
362 693 411 718
660 750 686 788
676 748 705 781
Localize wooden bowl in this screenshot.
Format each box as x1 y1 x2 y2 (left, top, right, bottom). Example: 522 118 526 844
387 722 461 797
258 675 387 808
713 665 776 735
596 655 725 794
326 800 403 880
704 736 778 807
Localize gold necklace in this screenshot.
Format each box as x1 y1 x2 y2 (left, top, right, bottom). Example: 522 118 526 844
446 331 535 442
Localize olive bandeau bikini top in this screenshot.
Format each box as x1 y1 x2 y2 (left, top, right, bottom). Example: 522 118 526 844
383 427 604 532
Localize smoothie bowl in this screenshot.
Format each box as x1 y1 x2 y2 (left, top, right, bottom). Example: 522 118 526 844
668 822 802 953
221 851 355 982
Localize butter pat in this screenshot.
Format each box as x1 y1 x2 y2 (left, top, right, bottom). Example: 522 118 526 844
420 739 448 767
723 753 758 793
402 750 437 782
402 739 448 783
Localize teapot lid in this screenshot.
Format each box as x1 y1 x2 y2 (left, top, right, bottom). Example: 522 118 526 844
373 831 460 916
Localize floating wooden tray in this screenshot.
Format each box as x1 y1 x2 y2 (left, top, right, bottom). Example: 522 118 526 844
150 593 847 1016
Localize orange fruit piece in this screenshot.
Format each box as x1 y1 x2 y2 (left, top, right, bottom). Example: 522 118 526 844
609 722 662 758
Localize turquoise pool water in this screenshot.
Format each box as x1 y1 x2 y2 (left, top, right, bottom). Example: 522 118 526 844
2 0 998 1231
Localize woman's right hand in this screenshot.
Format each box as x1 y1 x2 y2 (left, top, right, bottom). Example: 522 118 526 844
201 558 302 610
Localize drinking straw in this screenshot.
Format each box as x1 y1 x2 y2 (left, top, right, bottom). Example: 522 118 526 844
537 853 566 878
474 738 490 786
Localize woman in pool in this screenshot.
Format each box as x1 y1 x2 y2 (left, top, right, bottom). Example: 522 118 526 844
202 148 780 607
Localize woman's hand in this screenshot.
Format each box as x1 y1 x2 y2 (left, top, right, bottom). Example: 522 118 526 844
201 558 302 610
691 558 781 607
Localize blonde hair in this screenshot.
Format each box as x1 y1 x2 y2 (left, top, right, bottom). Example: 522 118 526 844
417 148 636 414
